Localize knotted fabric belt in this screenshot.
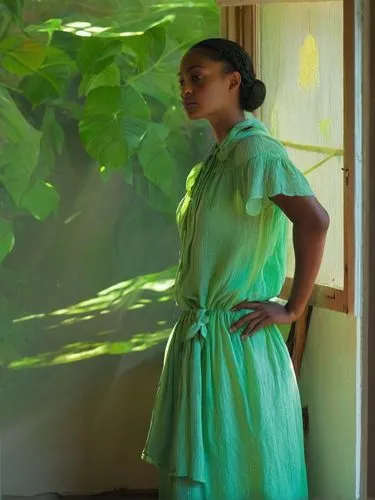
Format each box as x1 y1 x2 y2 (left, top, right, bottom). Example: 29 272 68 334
182 307 233 342
185 308 211 341
181 298 278 342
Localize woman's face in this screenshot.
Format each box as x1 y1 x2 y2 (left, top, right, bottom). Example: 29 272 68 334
179 49 240 120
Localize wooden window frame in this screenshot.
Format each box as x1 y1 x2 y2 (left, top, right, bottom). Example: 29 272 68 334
219 0 355 314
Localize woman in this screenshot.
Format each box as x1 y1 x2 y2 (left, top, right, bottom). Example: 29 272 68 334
142 38 329 500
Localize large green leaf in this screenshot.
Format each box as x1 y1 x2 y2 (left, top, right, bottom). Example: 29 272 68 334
20 47 73 105
0 87 41 203
79 85 150 169
129 32 188 105
0 218 14 263
0 36 47 76
133 66 179 106
51 30 82 57
94 13 173 39
123 24 167 75
163 104 189 129
79 63 120 96
166 7 218 43
138 123 176 197
77 38 122 74
21 180 59 220
0 144 38 203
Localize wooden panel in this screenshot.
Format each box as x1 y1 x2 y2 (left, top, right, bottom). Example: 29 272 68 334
217 0 340 5
286 305 313 377
343 0 355 314
221 6 260 86
280 279 347 313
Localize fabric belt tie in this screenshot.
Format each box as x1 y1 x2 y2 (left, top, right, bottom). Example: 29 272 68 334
185 308 209 341
182 297 279 342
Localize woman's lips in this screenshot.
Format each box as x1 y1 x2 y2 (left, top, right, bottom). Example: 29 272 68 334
183 102 199 111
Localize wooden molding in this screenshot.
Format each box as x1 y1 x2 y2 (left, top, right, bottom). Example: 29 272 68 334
286 305 313 378
221 5 260 107
343 0 356 315
217 0 340 5
280 278 347 313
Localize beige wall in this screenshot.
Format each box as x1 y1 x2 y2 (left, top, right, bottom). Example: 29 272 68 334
299 309 357 500
2 339 165 495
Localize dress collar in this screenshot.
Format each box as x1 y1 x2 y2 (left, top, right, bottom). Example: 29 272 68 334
212 115 268 162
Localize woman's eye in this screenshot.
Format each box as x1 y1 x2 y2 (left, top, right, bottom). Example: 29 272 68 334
192 74 203 82
178 79 184 87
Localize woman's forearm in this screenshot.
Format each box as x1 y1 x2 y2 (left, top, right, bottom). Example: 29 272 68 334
286 221 329 319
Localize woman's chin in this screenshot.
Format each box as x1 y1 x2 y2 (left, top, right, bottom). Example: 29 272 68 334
187 114 203 121
184 106 204 120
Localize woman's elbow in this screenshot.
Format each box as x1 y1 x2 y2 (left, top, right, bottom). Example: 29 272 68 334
310 205 330 234
318 207 330 232
296 203 330 233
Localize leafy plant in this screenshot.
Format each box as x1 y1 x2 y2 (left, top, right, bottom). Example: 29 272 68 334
0 0 219 262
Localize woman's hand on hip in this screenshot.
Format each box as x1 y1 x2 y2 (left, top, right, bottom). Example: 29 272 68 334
230 301 297 339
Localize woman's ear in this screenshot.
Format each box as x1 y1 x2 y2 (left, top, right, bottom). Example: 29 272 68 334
229 71 242 91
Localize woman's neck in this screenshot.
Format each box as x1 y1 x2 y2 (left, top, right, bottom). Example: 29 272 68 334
208 110 246 144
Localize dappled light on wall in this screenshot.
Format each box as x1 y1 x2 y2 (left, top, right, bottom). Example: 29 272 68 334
8 330 171 369
13 266 176 326
3 266 177 370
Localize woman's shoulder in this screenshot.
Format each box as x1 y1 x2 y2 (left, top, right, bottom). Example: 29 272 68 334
230 134 288 167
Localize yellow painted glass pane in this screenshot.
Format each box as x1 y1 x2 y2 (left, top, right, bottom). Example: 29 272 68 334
260 1 344 289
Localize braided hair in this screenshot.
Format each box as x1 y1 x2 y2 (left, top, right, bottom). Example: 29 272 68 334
189 38 266 113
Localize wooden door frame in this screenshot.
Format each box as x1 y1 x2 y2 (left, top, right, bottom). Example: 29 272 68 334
361 0 375 496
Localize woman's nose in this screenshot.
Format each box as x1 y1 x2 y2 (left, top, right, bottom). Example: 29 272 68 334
181 84 193 96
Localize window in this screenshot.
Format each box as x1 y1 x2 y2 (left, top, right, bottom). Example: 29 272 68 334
218 0 355 313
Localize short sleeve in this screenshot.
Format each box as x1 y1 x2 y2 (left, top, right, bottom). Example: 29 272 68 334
244 153 315 216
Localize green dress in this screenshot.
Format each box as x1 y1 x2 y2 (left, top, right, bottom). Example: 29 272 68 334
142 116 314 500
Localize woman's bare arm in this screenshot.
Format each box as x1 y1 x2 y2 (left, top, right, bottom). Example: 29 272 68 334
231 194 329 338
271 194 330 318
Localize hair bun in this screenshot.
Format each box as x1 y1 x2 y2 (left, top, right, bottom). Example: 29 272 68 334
246 79 266 112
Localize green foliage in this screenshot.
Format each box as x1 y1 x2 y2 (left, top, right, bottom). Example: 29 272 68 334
0 86 41 204
79 63 120 95
20 47 74 105
76 37 122 73
0 218 15 262
0 36 47 75
1 0 23 24
80 85 150 168
0 0 219 262
123 24 167 73
20 180 59 220
139 123 176 198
